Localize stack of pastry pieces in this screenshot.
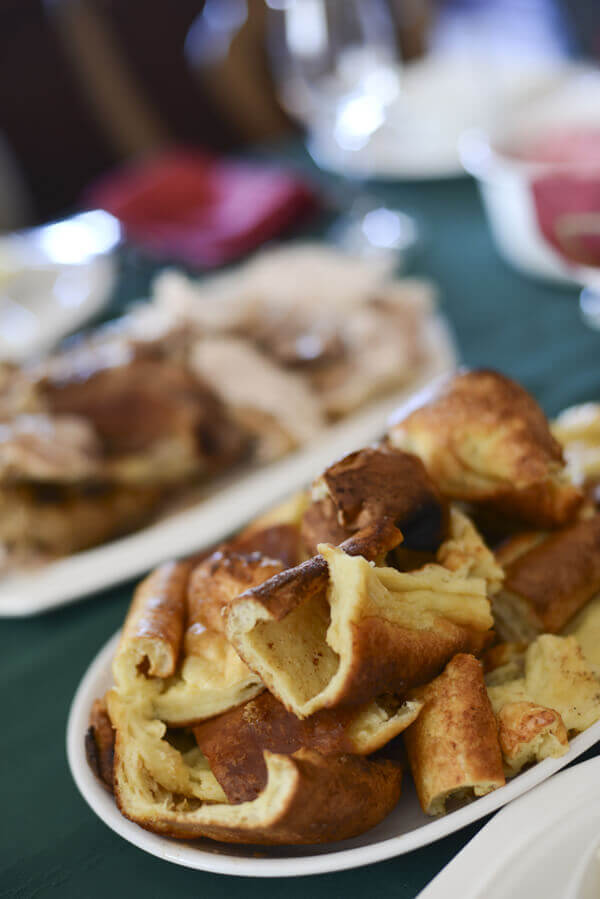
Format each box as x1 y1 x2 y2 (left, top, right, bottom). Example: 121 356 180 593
87 370 600 843
0 334 247 567
88 439 503 843
390 370 600 810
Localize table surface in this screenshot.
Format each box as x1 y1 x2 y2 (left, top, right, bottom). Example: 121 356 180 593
2 145 600 899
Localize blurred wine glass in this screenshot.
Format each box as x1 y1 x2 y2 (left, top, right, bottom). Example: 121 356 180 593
265 0 418 260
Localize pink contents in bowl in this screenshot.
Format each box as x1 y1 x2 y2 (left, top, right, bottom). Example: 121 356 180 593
508 127 600 168
504 127 600 268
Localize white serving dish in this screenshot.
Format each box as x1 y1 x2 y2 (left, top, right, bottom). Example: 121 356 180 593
460 66 600 285
0 315 456 617
565 829 600 899
418 756 600 899
67 631 600 878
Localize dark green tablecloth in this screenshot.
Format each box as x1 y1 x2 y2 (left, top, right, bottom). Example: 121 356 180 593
2 147 600 898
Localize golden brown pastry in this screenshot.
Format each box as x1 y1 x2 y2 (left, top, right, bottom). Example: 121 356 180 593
564 592 600 672
110 694 403 844
492 515 600 641
187 550 286 635
42 356 246 484
302 446 447 556
552 402 600 490
437 507 504 592
0 481 164 563
388 370 582 528
152 627 264 726
105 544 404 844
487 634 600 736
0 345 251 568
0 414 101 483
227 516 494 718
495 701 568 777
403 654 505 815
112 560 192 688
230 490 309 567
112 559 264 725
193 690 421 803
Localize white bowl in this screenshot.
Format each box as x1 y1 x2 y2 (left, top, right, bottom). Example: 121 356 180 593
565 831 600 899
460 67 600 285
67 632 600 878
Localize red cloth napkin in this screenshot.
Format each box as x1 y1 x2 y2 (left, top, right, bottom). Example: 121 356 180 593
85 150 319 267
532 173 600 268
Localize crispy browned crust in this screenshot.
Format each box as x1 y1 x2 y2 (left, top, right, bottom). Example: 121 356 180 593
193 690 419 803
496 701 568 775
116 559 192 680
233 518 403 623
498 514 600 635
114 747 402 845
85 697 115 792
230 523 305 569
339 615 493 707
389 370 583 528
193 692 357 802
404 654 505 815
227 537 493 717
490 481 582 531
304 446 447 556
187 550 285 634
301 498 350 556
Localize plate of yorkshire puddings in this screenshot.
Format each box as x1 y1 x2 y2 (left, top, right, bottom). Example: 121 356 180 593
68 370 600 876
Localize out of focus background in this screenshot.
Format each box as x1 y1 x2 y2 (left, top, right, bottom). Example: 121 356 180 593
4 0 600 363
0 0 596 226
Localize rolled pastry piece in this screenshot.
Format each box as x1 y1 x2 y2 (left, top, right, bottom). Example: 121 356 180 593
302 445 447 557
193 690 422 802
227 533 493 718
153 627 264 726
388 370 582 528
492 514 600 641
112 560 191 690
494 701 568 777
109 682 403 844
403 654 505 816
488 634 600 736
114 559 264 725
187 550 286 634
